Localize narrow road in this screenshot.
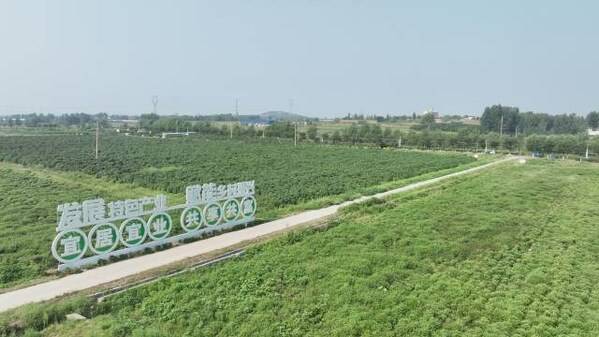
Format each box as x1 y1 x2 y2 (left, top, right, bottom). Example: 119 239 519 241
0 156 517 312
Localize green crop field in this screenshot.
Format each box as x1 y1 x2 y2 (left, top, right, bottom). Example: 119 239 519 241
0 135 473 213
3 159 599 337
0 136 475 289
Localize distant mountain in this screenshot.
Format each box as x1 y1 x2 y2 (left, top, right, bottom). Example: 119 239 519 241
259 111 308 122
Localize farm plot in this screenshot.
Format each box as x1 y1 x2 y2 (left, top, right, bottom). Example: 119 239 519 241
0 135 474 214
0 164 179 289
7 159 599 337
0 137 475 289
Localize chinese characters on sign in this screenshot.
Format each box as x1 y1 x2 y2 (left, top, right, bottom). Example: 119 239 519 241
57 195 167 231
51 181 256 269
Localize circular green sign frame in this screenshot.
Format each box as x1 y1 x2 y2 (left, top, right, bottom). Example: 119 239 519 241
203 202 223 226
223 199 241 222
88 223 119 255
119 217 147 247
180 207 203 232
52 229 88 264
147 212 173 240
240 196 257 218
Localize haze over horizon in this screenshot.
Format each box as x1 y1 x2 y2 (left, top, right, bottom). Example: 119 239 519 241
1 1 598 118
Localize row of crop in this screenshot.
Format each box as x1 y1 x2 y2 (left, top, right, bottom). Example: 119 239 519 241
0 135 474 209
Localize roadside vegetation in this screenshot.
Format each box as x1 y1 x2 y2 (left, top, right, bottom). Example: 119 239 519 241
3 159 599 336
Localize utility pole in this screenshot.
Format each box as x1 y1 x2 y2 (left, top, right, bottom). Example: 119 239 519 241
499 113 504 137
586 144 589 159
95 120 99 160
152 96 158 114
289 98 297 146
294 122 297 146
233 98 239 140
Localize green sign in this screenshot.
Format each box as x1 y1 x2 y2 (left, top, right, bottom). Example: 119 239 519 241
241 196 257 218
54 180 257 269
51 229 88 263
223 199 241 222
180 207 203 232
204 203 223 226
119 218 147 247
147 213 172 240
88 223 119 254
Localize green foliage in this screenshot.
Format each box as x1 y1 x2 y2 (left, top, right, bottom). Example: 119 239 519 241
525 134 591 155
481 105 589 135
0 166 173 288
0 296 94 336
419 112 436 128
586 111 599 130
0 136 472 210
411 121 478 133
0 169 97 288
22 160 599 337
0 137 472 288
306 125 318 141
264 122 295 138
480 105 520 134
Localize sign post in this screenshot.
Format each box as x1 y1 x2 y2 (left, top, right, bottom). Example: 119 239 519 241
52 181 256 271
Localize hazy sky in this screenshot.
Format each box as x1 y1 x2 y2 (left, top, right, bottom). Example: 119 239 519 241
0 1 597 117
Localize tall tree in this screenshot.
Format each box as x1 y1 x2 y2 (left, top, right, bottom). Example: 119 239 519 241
480 105 519 134
420 113 436 129
586 111 599 130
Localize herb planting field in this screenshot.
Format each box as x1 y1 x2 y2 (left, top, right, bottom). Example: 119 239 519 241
0 136 474 289
5 159 599 337
0 135 474 214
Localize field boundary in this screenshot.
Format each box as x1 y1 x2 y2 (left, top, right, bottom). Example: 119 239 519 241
0 156 518 313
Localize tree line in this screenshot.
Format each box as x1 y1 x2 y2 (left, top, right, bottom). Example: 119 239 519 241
480 105 599 135
0 113 110 128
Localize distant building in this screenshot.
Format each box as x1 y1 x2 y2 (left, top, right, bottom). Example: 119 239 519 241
422 109 442 123
588 129 599 136
161 131 196 139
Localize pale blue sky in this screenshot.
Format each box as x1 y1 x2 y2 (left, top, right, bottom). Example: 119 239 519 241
0 1 597 117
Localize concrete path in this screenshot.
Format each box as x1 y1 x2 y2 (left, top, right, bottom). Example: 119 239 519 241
0 156 516 312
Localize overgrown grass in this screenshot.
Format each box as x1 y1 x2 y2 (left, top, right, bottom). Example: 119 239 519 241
6 159 599 336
